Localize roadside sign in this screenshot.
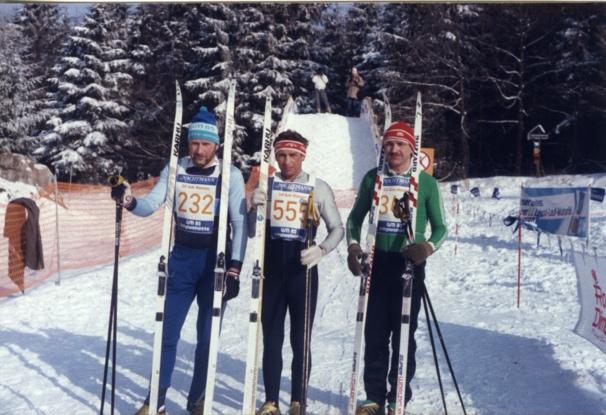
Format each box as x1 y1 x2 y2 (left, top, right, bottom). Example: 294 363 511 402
420 147 434 176
527 124 549 141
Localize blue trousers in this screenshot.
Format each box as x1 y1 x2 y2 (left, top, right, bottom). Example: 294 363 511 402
159 244 216 408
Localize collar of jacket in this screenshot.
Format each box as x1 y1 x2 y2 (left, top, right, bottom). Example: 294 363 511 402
386 164 412 177
276 170 310 183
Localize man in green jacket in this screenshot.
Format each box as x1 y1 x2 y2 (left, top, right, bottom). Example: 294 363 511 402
346 121 447 415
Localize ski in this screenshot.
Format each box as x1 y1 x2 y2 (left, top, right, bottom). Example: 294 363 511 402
347 94 392 415
394 91 423 415
150 81 183 413
241 94 273 415
203 78 237 415
301 192 320 415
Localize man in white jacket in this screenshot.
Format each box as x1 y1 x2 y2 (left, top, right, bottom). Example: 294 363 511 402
311 68 332 113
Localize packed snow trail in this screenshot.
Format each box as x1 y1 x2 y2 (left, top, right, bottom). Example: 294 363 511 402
0 112 605 415
283 113 377 192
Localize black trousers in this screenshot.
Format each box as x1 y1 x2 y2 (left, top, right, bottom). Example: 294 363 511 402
363 251 426 406
261 265 319 402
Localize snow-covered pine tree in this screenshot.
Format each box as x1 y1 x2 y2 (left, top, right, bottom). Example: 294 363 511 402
475 4 577 175
128 4 191 177
181 4 246 169
545 4 606 169
13 4 69 156
272 3 325 113
312 5 347 113
381 4 485 178
183 4 235 111
315 4 384 115
378 3 428 113
233 3 324 171
40 4 133 182
0 22 28 153
231 3 277 169
342 4 382 102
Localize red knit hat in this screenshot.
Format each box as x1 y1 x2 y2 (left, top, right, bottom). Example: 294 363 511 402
383 121 415 149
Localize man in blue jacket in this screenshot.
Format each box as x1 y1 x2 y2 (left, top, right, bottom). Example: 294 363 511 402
115 107 248 415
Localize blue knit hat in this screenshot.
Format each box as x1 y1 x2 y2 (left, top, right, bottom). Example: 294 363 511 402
188 106 220 144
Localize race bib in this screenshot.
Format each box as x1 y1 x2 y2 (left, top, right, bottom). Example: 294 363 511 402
175 173 218 235
270 177 314 242
377 176 410 235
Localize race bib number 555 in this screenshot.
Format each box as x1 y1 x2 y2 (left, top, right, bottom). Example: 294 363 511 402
270 181 313 242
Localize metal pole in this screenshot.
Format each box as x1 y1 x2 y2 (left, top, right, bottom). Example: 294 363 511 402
53 174 61 286
586 186 591 249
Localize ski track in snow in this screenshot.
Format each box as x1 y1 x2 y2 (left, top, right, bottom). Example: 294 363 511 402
1 113 605 415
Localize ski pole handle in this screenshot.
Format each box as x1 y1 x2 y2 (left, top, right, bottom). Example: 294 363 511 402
108 175 125 187
108 175 127 202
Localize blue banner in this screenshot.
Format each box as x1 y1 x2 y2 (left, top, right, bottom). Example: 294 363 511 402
520 186 589 238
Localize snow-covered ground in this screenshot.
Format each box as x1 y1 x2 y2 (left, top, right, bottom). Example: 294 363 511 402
1 113 605 415
0 177 37 203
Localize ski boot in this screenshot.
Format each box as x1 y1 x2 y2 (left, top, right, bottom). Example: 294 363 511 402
133 403 166 415
355 400 385 415
286 401 300 415
258 400 281 415
189 400 204 415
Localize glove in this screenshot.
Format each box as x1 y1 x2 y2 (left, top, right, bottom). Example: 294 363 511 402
251 188 267 208
223 267 240 301
347 243 364 276
401 242 433 266
110 181 134 208
301 245 325 268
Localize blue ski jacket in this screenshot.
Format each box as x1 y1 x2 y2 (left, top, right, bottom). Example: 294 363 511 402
128 156 248 268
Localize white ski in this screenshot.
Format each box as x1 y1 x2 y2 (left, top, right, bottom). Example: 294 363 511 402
241 95 273 415
347 94 392 415
203 78 237 415
394 91 423 415
150 81 183 413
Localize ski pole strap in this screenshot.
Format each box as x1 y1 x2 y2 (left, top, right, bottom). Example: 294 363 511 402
307 192 321 228
394 191 414 244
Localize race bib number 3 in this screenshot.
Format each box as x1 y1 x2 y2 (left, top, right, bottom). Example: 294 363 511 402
378 176 410 235
270 181 313 242
175 174 218 235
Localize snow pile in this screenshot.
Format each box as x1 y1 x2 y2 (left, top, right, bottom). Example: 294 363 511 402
0 177 38 203
284 113 377 190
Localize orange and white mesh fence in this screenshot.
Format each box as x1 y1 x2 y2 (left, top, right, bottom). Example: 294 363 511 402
0 179 163 298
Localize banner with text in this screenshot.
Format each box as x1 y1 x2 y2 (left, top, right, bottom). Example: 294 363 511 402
520 186 589 238
572 251 606 354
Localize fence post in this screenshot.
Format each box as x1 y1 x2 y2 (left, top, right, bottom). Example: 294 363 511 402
53 174 62 286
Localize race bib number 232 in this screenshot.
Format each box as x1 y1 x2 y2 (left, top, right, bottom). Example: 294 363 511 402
175 174 218 235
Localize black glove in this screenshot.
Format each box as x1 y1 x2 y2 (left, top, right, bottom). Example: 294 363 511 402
347 243 364 276
401 242 433 266
110 184 125 201
223 267 240 301
109 178 134 208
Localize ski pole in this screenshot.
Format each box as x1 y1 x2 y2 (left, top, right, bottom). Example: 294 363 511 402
100 175 126 414
301 192 320 414
422 287 468 415
421 282 447 414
